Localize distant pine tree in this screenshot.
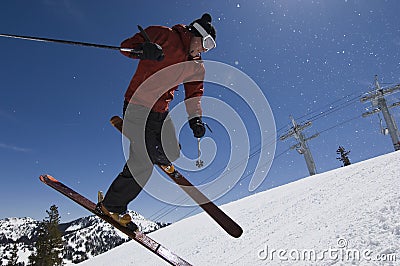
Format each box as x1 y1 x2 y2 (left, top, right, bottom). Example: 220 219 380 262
28 205 65 266
336 146 351 167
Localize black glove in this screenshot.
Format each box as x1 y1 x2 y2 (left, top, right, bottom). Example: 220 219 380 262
189 117 206 138
140 42 164 61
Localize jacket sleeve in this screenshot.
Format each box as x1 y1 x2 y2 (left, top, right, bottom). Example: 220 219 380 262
184 62 205 118
120 26 169 59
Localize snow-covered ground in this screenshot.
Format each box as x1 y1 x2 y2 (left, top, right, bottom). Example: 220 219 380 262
78 151 400 266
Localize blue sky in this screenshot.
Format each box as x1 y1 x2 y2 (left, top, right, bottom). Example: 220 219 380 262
1 1 400 223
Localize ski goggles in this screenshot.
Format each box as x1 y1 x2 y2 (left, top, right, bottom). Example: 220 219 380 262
193 22 216 52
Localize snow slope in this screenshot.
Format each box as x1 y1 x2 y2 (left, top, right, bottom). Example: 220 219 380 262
78 151 400 265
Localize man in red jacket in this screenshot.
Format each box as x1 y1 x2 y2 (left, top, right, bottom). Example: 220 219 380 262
100 14 217 226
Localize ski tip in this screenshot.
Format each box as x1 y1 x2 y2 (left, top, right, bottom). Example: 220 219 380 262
39 174 58 183
231 227 243 238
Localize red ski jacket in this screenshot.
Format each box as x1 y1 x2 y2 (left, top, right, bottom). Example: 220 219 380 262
120 24 205 116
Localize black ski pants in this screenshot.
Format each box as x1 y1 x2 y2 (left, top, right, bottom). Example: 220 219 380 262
102 104 180 214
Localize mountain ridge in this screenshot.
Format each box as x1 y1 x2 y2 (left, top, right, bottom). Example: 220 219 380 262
0 211 167 265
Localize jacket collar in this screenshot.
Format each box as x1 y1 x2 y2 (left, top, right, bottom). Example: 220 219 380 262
172 24 193 59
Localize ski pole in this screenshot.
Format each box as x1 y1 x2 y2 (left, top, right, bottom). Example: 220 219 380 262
195 122 212 168
196 138 204 168
0 33 141 54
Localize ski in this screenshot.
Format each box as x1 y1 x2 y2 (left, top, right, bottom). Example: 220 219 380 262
110 116 243 238
39 174 191 266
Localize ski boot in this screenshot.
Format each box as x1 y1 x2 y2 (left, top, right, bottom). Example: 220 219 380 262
96 191 138 231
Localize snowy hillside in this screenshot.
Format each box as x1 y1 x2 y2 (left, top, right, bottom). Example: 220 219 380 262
0 217 38 265
0 217 39 243
79 151 400 266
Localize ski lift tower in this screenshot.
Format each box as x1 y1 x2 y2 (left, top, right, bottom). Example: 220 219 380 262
360 75 400 151
280 116 319 176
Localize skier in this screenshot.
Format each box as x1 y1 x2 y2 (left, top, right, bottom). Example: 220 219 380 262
99 14 217 226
